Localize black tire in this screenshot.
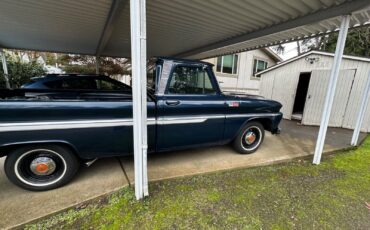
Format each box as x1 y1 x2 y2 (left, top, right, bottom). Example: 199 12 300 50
4 144 79 191
232 121 265 154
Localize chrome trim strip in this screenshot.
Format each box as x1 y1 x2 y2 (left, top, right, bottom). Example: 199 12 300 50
157 118 207 125
0 119 135 132
0 113 279 132
0 118 155 132
226 113 281 118
157 115 224 125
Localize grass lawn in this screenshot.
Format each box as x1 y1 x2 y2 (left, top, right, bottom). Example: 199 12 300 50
26 138 370 230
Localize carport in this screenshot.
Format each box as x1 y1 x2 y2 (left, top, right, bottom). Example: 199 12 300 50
0 0 370 201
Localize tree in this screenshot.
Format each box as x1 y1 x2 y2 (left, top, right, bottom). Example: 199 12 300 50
0 53 46 89
282 37 324 55
321 26 369 57
60 55 131 76
272 44 285 55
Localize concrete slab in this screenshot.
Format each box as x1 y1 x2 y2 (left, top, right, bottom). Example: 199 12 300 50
121 120 367 183
0 158 129 229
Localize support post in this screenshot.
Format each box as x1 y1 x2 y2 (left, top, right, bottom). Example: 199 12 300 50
0 49 11 89
130 0 148 200
351 71 370 146
312 15 350 165
95 56 100 74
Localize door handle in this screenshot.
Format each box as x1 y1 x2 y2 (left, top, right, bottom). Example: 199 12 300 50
165 100 180 106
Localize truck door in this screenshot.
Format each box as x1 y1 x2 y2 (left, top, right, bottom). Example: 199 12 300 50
156 64 225 151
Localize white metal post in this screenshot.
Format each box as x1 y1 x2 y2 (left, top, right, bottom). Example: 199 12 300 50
95 56 100 75
351 71 370 146
0 49 11 89
140 0 149 197
312 15 350 165
130 0 148 200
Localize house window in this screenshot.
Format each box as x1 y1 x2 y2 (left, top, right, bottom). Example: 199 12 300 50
253 59 268 76
216 54 238 74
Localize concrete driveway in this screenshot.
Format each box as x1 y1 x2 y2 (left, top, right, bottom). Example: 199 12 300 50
0 158 129 229
121 120 366 183
0 120 366 229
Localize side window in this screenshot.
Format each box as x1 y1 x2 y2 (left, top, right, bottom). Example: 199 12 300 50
44 80 63 89
96 79 124 90
62 78 97 90
166 66 216 95
253 59 268 76
216 54 238 74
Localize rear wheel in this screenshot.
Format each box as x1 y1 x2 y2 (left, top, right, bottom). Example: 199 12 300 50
232 121 265 154
4 144 79 191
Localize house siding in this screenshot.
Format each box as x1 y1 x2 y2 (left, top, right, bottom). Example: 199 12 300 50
204 49 277 95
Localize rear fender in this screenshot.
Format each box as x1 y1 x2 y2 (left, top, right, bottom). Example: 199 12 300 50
0 140 79 158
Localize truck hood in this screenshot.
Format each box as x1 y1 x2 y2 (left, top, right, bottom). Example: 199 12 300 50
222 91 282 113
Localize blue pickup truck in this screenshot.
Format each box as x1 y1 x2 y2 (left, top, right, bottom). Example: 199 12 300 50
0 57 282 191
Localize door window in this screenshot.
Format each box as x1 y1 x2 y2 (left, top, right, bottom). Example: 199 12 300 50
62 78 97 90
166 66 216 95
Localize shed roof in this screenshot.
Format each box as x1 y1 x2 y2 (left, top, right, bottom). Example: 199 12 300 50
257 50 370 75
0 0 369 59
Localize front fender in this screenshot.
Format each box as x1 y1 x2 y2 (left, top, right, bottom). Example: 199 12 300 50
225 113 282 142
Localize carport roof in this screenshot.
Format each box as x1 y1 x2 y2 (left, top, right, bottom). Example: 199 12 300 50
0 0 369 59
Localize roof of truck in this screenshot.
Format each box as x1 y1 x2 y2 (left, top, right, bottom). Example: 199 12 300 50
157 57 214 66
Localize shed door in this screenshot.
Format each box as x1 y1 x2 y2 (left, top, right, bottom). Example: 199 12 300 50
259 73 275 99
302 69 356 127
271 72 299 119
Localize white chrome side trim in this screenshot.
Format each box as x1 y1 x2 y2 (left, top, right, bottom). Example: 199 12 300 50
0 113 278 132
0 119 134 132
226 113 281 118
157 115 224 125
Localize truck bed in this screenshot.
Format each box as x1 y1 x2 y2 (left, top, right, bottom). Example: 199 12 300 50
0 89 133 101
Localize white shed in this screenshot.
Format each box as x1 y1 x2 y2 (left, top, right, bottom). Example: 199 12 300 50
259 51 370 132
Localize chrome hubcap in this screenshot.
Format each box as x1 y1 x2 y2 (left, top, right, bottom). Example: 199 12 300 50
244 131 257 145
30 157 56 176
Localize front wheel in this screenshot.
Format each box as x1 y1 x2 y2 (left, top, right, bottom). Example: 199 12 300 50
4 144 79 191
232 121 265 154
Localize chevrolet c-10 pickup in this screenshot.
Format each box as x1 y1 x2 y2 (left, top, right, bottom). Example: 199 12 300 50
0 57 282 191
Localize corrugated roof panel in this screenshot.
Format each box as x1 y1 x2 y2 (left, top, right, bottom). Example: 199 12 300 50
0 0 111 54
182 6 370 59
0 0 368 58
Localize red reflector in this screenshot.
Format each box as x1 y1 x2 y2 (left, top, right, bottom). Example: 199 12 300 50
229 102 240 107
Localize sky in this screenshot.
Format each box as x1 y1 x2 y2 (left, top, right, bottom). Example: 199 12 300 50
272 41 299 61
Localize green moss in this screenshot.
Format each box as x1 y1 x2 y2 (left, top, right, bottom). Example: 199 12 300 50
28 136 370 229
207 189 221 202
